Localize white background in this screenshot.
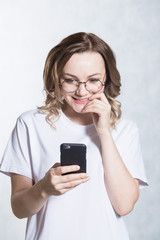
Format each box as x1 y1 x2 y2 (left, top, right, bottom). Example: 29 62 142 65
0 0 159 239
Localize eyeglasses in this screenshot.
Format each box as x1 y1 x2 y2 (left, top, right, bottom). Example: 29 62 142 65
60 75 106 93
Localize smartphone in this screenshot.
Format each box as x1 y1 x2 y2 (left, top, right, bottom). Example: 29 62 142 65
60 143 87 175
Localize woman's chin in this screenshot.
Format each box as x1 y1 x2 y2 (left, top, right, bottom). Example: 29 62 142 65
63 101 88 115
73 106 85 113
73 102 90 113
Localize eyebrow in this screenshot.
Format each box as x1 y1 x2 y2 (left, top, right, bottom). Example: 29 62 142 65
62 73 103 78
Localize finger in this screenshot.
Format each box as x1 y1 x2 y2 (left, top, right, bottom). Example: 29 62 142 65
59 172 89 183
53 165 80 176
56 186 75 195
83 102 110 115
84 99 106 108
85 97 111 109
89 93 109 103
89 92 103 99
57 176 90 191
52 162 61 168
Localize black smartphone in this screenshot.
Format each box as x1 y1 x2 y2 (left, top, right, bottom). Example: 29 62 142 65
60 143 87 175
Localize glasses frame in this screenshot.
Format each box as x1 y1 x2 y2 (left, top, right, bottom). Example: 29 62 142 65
60 74 106 93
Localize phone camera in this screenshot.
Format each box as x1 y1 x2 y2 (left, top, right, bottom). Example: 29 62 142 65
64 145 71 149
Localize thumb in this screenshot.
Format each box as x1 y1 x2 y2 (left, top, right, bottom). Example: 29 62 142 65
52 162 61 168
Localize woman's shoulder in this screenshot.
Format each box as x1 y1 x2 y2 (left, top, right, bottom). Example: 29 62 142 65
17 109 47 124
113 114 139 136
17 109 37 121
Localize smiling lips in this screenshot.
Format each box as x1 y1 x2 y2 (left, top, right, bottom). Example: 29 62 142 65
72 97 90 104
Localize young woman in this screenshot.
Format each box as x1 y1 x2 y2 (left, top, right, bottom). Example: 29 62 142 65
0 32 148 240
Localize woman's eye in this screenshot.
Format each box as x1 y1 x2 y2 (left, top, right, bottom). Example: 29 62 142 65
64 79 74 83
89 78 100 83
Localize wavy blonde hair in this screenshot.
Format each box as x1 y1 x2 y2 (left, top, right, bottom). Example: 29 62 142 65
38 32 121 127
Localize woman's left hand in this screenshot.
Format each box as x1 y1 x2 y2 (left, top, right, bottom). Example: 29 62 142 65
82 93 111 134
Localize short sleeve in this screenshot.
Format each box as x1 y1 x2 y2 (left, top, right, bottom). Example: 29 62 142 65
121 122 148 188
0 117 33 179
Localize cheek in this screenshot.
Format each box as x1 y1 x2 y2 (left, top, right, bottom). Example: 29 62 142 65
97 87 105 94
61 89 68 98
61 92 73 101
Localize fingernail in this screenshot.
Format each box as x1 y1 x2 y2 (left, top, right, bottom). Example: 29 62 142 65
76 165 80 169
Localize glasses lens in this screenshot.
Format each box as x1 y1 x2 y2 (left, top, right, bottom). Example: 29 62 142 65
61 79 78 92
61 79 104 93
85 79 103 93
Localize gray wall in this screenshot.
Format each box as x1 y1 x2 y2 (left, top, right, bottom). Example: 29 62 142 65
0 0 159 239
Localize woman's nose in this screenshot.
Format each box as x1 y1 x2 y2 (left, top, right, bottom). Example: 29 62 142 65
75 82 89 96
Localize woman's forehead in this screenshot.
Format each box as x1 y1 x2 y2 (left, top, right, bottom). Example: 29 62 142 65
63 52 105 76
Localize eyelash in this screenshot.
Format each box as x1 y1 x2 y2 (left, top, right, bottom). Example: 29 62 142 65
63 78 100 82
64 78 74 82
89 78 100 82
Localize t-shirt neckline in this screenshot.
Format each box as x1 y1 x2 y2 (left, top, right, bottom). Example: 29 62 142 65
60 109 94 130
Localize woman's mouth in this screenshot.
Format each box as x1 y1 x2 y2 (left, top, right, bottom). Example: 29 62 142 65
72 97 90 104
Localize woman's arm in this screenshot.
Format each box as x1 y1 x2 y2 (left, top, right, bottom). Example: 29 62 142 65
11 164 89 219
11 173 48 218
99 131 139 216
83 93 139 216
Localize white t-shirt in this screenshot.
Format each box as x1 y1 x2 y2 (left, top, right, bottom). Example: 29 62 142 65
0 109 148 240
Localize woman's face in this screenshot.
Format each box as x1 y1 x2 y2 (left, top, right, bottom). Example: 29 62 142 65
60 51 106 115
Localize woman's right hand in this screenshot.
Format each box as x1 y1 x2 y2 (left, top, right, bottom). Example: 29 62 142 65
40 163 90 197
10 163 89 218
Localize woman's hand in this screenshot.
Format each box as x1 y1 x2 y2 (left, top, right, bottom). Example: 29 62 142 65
10 164 89 219
40 163 90 197
82 93 111 135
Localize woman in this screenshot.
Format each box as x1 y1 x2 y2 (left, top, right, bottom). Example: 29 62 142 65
0 32 148 240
